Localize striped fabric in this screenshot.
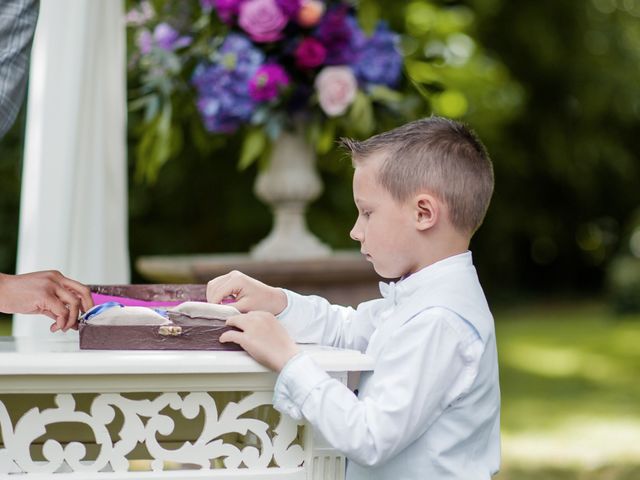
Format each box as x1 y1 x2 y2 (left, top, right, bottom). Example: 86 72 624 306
0 0 38 138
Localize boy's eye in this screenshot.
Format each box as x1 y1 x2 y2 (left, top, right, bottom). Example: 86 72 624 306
361 211 371 218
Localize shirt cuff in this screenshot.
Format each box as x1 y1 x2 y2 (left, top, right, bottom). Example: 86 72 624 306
273 351 331 420
276 289 310 332
275 288 295 319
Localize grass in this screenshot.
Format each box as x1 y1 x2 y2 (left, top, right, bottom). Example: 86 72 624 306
2 302 640 479
494 301 640 479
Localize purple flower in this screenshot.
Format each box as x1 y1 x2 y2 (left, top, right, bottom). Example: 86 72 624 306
125 1 155 26
249 64 290 101
206 0 245 23
137 23 192 55
238 0 288 43
192 34 265 132
314 7 364 65
154 23 192 51
353 22 403 87
294 37 326 68
276 0 301 18
136 30 154 55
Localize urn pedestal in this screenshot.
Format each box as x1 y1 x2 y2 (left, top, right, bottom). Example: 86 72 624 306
252 131 331 260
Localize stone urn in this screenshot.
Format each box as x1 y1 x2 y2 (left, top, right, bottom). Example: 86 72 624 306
251 130 331 260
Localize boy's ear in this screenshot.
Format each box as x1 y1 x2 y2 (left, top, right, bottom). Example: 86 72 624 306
414 194 439 231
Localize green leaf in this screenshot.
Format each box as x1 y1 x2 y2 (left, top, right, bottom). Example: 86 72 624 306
357 0 380 35
408 77 434 103
128 94 152 113
317 119 336 155
405 59 442 84
142 94 160 123
306 118 322 147
348 91 375 137
368 85 404 105
135 101 173 183
191 117 224 154
433 90 469 118
238 128 267 170
169 122 184 159
257 141 273 170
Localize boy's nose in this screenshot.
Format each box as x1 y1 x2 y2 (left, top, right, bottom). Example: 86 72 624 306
350 223 363 242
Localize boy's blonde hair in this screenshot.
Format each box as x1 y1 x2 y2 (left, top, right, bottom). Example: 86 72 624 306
341 116 494 235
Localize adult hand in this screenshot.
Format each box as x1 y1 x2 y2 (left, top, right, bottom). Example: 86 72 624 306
220 311 300 372
206 270 288 316
0 271 94 332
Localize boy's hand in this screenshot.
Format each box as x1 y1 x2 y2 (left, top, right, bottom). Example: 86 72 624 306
206 270 288 316
220 311 300 372
0 271 94 332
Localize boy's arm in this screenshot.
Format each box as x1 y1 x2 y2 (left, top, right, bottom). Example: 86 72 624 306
277 289 381 351
207 270 382 351
274 308 484 467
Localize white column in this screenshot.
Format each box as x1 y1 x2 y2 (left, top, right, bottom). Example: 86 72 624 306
13 0 129 338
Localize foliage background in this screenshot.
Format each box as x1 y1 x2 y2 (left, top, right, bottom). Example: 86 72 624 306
123 0 640 304
1 0 638 300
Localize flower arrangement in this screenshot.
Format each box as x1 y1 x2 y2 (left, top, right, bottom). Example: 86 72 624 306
127 0 422 181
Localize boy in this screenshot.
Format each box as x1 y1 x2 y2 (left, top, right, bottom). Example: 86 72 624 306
207 116 500 479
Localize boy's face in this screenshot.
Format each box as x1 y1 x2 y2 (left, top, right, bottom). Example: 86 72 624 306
350 155 422 279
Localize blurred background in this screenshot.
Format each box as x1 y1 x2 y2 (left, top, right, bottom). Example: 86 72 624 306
1 0 640 478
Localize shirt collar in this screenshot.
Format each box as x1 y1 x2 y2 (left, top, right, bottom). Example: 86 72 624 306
378 251 473 305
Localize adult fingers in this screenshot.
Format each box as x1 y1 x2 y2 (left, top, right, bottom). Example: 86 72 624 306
54 287 81 331
40 310 58 321
42 311 61 334
59 276 93 312
49 319 78 332
44 298 72 332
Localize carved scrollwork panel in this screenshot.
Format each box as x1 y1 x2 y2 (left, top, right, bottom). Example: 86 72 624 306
0 391 304 474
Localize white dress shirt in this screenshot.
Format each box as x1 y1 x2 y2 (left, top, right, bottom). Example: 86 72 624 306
273 251 501 479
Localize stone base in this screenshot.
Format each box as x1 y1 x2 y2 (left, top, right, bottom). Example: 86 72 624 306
136 251 383 307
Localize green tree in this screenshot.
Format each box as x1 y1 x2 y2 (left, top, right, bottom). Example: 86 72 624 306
466 0 640 297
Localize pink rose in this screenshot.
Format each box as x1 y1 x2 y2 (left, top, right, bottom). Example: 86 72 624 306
238 0 288 43
315 66 357 117
295 37 326 68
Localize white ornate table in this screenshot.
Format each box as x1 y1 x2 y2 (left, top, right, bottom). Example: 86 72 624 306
0 338 373 479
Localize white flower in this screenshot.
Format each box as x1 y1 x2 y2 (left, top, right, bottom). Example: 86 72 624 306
315 66 358 117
